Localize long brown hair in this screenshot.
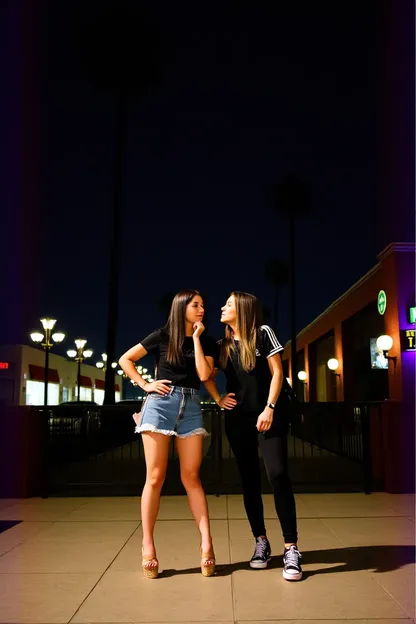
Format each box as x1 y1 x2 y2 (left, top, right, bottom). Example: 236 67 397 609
220 291 263 372
165 290 202 366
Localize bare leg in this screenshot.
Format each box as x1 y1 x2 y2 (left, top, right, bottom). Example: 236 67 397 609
176 435 214 560
141 432 171 568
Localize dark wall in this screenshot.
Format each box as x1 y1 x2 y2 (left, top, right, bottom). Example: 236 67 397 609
308 331 336 402
295 348 305 401
342 302 389 401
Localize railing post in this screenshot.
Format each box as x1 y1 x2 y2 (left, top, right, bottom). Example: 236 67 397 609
41 407 50 498
361 405 372 494
212 407 223 496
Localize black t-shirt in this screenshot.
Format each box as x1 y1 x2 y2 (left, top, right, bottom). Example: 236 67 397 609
140 328 218 390
218 325 284 412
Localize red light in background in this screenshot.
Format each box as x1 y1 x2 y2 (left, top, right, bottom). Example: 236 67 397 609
0 362 9 370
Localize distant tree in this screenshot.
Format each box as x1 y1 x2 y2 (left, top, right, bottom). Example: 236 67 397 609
264 258 289 331
73 1 163 403
273 174 311 384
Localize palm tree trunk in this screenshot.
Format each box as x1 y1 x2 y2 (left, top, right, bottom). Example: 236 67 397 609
289 213 297 389
104 90 125 405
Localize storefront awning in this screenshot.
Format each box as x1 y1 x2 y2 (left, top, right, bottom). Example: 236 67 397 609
95 380 120 392
29 364 60 384
79 375 92 388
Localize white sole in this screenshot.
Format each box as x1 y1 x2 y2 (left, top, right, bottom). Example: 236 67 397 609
250 557 272 569
282 569 303 581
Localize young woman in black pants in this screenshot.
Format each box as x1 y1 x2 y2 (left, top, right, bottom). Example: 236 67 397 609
204 291 302 581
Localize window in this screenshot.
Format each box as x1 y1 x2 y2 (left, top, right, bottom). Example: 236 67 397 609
94 388 104 405
26 381 60 405
72 386 92 401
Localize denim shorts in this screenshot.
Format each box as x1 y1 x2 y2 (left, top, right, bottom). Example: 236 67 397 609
134 386 208 438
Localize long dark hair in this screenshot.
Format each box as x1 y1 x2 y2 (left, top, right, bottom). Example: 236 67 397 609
220 291 263 372
165 290 202 366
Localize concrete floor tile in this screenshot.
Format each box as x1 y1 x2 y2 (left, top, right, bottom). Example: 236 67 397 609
0 521 54 556
233 567 408 620
322 517 415 546
297 493 404 518
71 569 233 622
0 498 88 521
0 572 100 623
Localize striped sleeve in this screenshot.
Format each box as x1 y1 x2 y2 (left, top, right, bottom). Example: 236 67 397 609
260 325 284 358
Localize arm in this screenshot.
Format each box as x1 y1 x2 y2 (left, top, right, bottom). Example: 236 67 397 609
204 368 237 410
118 344 171 395
256 354 284 432
193 338 214 382
204 368 221 404
266 353 284 405
192 323 214 382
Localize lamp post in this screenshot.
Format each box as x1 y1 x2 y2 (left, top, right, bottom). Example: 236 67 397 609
123 365 154 398
136 365 153 381
376 335 396 366
30 318 65 406
327 358 340 375
67 339 93 401
96 353 118 373
297 370 307 402
327 358 340 401
96 354 121 402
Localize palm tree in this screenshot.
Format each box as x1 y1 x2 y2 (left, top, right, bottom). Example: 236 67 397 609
74 1 162 403
273 175 310 387
264 258 289 332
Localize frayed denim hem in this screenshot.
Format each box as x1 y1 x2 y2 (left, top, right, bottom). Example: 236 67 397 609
136 424 209 438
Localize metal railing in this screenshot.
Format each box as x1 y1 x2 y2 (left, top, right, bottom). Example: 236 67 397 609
34 401 385 496
289 402 385 494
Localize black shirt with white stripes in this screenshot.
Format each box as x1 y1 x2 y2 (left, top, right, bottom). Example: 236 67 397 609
218 325 284 413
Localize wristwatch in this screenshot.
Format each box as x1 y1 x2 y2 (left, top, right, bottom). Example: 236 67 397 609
267 402 275 410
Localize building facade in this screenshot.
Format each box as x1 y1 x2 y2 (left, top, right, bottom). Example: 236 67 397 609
283 243 415 406
0 344 123 406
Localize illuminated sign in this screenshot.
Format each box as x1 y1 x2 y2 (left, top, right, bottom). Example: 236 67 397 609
409 307 416 324
401 329 416 351
0 362 9 370
377 290 387 315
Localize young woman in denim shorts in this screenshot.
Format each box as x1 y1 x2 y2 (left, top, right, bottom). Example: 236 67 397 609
204 291 302 581
119 290 217 579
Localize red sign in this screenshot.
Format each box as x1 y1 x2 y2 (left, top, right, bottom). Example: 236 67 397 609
0 362 9 370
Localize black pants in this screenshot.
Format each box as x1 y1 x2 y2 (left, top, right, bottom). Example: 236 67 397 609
225 409 298 544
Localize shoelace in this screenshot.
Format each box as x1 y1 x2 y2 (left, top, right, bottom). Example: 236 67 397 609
284 547 302 568
254 539 269 558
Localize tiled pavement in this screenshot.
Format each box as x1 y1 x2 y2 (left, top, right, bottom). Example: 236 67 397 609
0 493 414 624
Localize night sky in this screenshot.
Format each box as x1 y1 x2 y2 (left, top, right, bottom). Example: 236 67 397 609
1 0 414 368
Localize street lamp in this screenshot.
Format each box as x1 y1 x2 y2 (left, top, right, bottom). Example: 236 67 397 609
137 365 154 385
67 339 93 401
30 318 65 406
124 366 154 398
96 353 118 372
297 370 307 401
327 358 341 376
297 370 307 382
376 334 396 365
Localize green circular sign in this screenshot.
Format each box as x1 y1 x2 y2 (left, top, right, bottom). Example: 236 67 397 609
377 290 387 315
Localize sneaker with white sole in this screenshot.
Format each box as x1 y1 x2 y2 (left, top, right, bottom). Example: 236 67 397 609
283 545 303 580
250 536 272 569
